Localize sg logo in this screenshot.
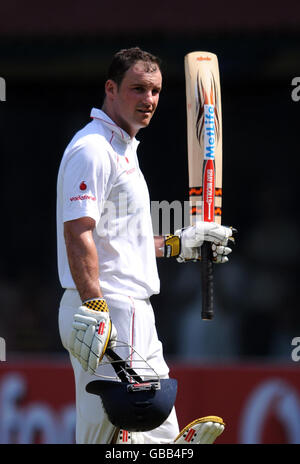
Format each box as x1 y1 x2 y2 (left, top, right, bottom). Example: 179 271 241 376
291 337 300 361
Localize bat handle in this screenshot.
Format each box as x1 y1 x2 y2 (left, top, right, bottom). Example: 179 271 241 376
201 241 214 320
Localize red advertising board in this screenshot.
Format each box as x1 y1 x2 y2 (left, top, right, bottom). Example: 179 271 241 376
0 359 299 444
170 363 300 444
0 360 76 444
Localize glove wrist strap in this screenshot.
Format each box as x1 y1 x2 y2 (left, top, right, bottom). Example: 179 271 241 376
82 298 109 312
164 234 181 258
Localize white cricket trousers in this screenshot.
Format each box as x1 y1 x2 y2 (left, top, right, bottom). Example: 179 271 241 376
58 289 179 444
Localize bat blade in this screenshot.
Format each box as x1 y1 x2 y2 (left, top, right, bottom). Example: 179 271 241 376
184 51 223 320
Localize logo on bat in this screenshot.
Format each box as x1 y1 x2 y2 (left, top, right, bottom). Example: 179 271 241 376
197 56 212 61
204 104 215 160
195 72 221 152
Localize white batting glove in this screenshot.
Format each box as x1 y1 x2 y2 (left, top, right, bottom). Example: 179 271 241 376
69 298 117 375
178 221 233 247
174 416 225 444
164 221 236 263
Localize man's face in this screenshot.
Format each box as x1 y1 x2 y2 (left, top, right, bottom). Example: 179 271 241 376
106 60 162 137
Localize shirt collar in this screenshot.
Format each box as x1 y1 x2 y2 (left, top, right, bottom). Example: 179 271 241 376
90 107 139 147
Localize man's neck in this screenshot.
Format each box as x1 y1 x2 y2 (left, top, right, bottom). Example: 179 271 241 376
101 102 137 139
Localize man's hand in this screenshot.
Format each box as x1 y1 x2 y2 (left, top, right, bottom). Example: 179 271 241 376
69 298 117 374
164 221 236 263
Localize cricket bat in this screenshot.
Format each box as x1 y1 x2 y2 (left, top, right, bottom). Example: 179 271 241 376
184 51 223 320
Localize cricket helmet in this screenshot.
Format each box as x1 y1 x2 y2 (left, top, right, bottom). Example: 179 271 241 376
86 377 177 432
86 344 177 432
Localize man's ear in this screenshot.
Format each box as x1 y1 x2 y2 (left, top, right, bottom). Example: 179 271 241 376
104 79 118 100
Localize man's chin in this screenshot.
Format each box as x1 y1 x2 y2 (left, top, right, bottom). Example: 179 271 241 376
137 116 152 128
130 115 153 134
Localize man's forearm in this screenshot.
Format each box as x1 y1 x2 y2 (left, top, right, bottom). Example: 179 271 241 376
154 235 165 258
64 225 102 302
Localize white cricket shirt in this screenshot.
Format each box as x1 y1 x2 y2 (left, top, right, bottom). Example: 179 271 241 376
56 108 160 299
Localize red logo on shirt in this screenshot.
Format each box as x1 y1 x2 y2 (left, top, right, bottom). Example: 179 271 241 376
80 181 87 191
70 195 96 202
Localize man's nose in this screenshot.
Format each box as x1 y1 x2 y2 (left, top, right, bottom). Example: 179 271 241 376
143 91 154 105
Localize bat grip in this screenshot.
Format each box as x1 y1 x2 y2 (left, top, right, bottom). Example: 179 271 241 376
201 241 214 320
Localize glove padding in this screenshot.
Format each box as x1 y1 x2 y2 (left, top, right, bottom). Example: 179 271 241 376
175 221 235 263
69 303 117 375
174 416 225 444
177 242 232 263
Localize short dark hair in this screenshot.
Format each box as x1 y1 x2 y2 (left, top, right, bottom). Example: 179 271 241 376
106 47 162 87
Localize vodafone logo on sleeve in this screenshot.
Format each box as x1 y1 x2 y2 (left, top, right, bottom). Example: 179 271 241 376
69 181 96 202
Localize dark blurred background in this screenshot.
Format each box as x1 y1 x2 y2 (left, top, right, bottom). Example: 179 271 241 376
0 0 299 362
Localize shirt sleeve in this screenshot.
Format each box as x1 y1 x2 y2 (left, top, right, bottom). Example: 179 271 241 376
62 135 113 225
